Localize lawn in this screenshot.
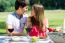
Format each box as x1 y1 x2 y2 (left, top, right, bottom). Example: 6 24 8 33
0 10 65 34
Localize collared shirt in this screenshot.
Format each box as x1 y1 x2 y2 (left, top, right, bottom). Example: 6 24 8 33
6 12 28 32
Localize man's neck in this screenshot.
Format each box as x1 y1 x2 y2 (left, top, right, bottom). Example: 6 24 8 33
16 10 23 16
16 11 23 19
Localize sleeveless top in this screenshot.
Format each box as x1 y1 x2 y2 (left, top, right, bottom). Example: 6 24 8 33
29 17 48 37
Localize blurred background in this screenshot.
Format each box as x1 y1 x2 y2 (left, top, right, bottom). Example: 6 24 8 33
0 0 65 34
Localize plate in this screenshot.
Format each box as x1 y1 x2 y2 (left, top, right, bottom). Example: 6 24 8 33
0 36 6 38
12 36 21 41
12 36 30 42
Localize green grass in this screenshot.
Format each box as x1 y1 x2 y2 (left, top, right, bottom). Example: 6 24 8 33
44 10 65 27
0 10 65 33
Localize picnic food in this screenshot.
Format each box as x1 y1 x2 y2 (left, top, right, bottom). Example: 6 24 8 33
40 33 48 39
31 36 38 42
48 28 55 32
12 36 21 41
56 29 62 32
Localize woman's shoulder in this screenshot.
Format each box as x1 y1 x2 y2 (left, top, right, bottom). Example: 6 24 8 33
43 17 48 20
43 17 48 22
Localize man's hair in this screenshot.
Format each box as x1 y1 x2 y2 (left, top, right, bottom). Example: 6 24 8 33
15 0 27 10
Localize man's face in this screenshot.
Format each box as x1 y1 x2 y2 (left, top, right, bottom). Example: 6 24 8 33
23 6 28 13
19 6 28 15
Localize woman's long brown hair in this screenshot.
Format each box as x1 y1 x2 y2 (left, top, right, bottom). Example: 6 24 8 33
32 4 44 30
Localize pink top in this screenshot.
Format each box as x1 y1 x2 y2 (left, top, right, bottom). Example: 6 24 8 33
29 17 48 37
29 25 47 37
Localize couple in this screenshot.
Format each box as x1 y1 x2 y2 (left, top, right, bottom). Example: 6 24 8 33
6 0 48 38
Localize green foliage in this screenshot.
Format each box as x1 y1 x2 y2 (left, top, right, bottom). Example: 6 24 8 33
0 0 65 11
40 0 65 9
0 0 15 12
29 0 65 9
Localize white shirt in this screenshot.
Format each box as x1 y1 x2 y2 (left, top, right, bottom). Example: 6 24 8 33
6 12 28 32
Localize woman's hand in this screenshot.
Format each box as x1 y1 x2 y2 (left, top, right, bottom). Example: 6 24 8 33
39 35 47 39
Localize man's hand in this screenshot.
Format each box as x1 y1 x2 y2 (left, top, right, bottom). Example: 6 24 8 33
8 31 27 36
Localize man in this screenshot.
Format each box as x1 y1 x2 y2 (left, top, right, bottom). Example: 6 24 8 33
6 0 28 36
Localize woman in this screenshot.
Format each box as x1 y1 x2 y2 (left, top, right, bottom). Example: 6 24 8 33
27 4 48 38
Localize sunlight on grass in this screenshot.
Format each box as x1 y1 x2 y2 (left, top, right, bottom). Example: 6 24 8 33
0 29 6 33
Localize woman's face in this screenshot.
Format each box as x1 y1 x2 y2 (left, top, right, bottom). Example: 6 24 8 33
31 8 35 16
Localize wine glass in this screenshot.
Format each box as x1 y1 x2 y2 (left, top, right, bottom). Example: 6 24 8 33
8 28 14 36
8 28 14 42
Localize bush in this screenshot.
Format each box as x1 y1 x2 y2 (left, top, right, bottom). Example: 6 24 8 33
0 0 65 12
0 0 15 12
29 0 65 9
40 0 65 9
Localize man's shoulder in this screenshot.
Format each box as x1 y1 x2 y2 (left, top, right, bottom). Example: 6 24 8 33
6 12 15 23
7 12 16 20
8 12 15 17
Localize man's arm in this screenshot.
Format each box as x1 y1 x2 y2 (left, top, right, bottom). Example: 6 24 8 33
6 14 14 35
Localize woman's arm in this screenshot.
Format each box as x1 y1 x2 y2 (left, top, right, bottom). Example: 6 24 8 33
26 17 32 33
42 18 49 33
42 17 49 28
